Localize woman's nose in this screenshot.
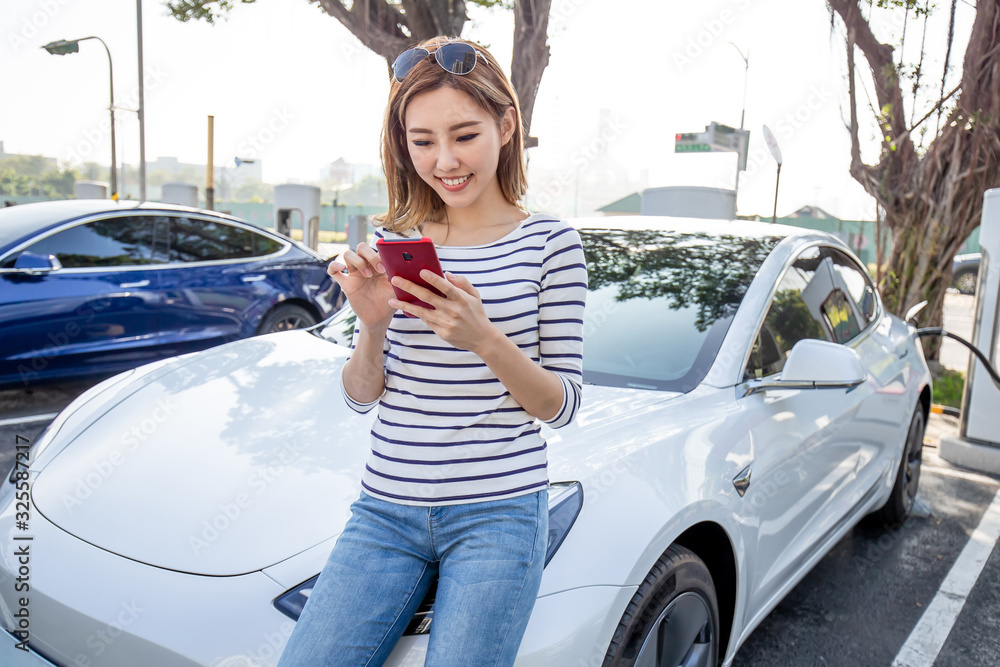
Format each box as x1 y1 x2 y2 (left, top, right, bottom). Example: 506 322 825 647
436 143 460 171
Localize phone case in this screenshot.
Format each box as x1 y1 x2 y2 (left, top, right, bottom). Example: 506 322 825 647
375 236 445 315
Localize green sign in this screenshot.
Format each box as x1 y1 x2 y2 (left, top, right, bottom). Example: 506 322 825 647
675 144 711 152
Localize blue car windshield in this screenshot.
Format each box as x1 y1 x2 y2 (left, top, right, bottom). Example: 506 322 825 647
579 228 781 392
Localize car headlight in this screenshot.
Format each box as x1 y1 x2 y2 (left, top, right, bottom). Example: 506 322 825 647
544 481 584 566
273 481 585 631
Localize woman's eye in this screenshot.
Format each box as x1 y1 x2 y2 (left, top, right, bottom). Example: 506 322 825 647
412 140 431 147
457 134 479 142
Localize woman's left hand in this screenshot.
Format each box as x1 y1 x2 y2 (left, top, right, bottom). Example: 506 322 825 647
389 271 496 353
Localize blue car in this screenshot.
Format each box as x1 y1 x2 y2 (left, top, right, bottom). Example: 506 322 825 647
0 200 342 388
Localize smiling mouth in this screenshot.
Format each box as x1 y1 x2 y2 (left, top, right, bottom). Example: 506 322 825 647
439 174 472 189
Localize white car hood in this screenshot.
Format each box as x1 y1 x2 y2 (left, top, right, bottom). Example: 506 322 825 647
31 331 678 576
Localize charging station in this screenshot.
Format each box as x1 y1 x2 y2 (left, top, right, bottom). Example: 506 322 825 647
274 184 321 250
940 188 1000 472
347 214 369 251
162 183 198 207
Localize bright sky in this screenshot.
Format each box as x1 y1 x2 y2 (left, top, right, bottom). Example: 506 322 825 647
1 0 975 219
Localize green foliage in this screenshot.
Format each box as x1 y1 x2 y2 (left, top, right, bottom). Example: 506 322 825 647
874 0 933 17
337 174 388 207
468 0 514 8
166 0 510 25
165 0 257 24
932 367 964 409
0 166 79 199
879 269 901 314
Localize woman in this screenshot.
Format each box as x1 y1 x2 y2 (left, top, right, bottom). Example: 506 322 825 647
277 36 587 667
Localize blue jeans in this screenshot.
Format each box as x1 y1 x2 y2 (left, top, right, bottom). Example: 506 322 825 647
277 488 548 667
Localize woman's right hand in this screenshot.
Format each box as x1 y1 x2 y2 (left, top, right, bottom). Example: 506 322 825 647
328 242 396 330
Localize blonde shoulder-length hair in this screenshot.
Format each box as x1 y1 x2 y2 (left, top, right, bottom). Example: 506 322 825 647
374 36 528 234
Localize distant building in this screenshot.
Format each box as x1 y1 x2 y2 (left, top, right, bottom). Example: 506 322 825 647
789 205 838 219
597 192 641 216
320 158 381 185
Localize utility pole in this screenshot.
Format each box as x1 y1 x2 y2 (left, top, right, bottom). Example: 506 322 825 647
730 43 749 211
137 0 147 202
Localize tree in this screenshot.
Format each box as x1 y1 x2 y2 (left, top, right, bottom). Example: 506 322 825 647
827 0 1000 356
166 0 552 142
0 162 79 199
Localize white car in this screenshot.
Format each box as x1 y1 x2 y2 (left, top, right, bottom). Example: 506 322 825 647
0 216 930 667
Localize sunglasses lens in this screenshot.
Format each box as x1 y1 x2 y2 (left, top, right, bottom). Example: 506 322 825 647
434 43 477 75
392 47 429 82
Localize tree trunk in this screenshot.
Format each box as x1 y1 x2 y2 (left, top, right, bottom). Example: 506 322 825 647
830 0 1000 360
511 0 552 143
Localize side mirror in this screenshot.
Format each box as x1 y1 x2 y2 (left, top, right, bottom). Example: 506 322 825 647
14 251 62 275
742 339 866 396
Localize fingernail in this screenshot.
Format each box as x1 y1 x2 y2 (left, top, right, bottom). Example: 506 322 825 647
377 262 385 273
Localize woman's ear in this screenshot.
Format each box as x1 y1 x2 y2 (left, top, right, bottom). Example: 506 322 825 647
499 106 517 147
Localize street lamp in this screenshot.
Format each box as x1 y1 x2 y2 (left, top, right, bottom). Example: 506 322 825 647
42 37 118 200
729 43 749 208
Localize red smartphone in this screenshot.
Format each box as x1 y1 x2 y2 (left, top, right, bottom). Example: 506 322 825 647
375 236 446 315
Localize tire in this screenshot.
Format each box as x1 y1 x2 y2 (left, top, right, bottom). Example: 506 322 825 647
256 304 317 334
603 545 719 667
953 269 978 295
873 407 925 525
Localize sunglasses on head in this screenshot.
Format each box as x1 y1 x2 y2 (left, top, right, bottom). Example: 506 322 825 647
392 41 481 82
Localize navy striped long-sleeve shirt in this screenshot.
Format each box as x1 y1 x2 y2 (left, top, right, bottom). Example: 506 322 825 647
341 214 588 506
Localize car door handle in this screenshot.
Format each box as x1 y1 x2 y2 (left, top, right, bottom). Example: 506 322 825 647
119 280 150 288
241 275 267 282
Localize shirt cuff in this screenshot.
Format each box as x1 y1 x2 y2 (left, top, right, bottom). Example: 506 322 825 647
340 372 380 413
541 374 582 429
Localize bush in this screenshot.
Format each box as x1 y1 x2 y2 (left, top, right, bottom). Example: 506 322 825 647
933 368 965 409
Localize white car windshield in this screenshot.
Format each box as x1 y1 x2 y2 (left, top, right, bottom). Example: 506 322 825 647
578 228 780 392
317 227 782 393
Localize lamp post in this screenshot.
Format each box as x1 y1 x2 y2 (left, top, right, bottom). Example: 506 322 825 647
729 43 749 208
762 124 783 223
42 37 117 200
136 0 147 202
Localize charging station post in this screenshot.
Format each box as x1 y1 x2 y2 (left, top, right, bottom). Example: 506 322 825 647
940 188 1000 472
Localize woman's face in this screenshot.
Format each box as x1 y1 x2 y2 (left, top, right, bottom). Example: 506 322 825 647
404 85 515 211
